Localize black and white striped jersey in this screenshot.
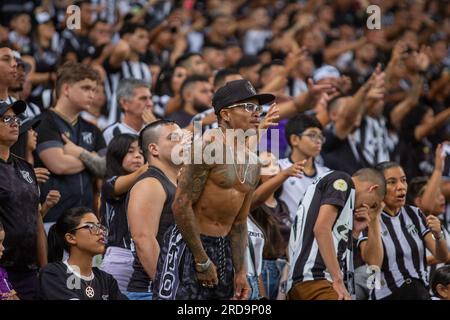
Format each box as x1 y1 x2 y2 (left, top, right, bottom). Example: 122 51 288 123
358 205 430 300
102 121 141 145
90 0 117 25
287 170 355 292
103 60 152 127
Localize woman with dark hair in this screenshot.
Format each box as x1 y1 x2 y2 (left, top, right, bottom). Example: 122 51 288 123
358 161 449 300
38 207 126 300
99 133 147 293
10 117 61 219
152 65 187 117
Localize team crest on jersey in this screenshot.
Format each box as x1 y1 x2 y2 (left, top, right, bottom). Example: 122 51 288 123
333 179 348 192
82 132 93 145
20 170 34 184
406 224 418 236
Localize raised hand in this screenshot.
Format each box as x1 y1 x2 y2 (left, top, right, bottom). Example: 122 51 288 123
306 78 337 102
416 46 431 72
258 103 280 130
281 160 306 179
434 143 447 174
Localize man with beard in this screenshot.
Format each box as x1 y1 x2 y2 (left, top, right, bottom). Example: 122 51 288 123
168 75 213 128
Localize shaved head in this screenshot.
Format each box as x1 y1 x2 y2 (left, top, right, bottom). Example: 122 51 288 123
353 168 386 198
139 119 176 160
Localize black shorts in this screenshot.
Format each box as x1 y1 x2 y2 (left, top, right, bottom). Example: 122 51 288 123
153 225 234 300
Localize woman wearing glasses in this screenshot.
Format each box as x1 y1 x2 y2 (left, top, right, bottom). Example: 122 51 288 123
38 207 126 300
0 100 48 300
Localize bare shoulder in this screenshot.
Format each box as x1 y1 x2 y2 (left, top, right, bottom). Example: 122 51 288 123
130 177 165 197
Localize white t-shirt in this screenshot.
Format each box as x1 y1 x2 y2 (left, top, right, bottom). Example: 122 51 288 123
279 157 330 221
246 217 265 277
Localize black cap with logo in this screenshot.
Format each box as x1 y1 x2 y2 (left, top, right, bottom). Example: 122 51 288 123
0 100 27 117
212 79 275 115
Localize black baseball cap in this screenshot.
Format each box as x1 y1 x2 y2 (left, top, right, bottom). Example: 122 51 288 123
212 79 275 115
19 116 41 135
0 100 27 117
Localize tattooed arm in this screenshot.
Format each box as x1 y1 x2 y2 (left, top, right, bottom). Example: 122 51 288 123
61 134 106 177
172 141 218 285
229 190 252 300
172 161 211 263
79 151 106 178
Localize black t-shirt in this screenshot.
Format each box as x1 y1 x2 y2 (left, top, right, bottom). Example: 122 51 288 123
168 109 195 128
35 110 107 223
38 261 127 300
0 154 40 270
100 176 131 249
322 124 363 175
61 29 96 62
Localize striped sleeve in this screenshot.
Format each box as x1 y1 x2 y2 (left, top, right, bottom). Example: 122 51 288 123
357 228 369 248
416 207 431 237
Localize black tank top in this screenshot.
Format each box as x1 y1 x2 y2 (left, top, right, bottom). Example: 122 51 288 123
127 166 176 292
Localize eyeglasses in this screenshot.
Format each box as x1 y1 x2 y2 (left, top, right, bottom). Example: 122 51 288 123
70 223 108 236
0 115 21 125
300 132 326 144
225 102 263 114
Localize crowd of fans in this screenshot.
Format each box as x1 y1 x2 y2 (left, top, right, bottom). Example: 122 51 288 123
0 0 450 300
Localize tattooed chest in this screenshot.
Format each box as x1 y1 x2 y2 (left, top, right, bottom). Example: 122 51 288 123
210 164 260 190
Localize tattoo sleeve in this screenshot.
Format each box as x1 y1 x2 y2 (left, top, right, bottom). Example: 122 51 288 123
172 155 211 263
229 191 252 275
79 151 106 178
229 220 248 275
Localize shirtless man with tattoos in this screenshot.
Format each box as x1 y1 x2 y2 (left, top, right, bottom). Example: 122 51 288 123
154 80 275 300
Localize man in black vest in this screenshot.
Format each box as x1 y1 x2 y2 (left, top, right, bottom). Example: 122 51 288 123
125 119 185 300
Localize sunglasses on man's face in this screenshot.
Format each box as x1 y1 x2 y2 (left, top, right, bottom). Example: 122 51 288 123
225 102 263 114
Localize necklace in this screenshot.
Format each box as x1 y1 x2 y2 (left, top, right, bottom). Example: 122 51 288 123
84 278 95 298
219 129 250 184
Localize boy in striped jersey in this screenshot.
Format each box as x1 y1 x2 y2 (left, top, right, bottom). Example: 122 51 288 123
287 168 386 300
